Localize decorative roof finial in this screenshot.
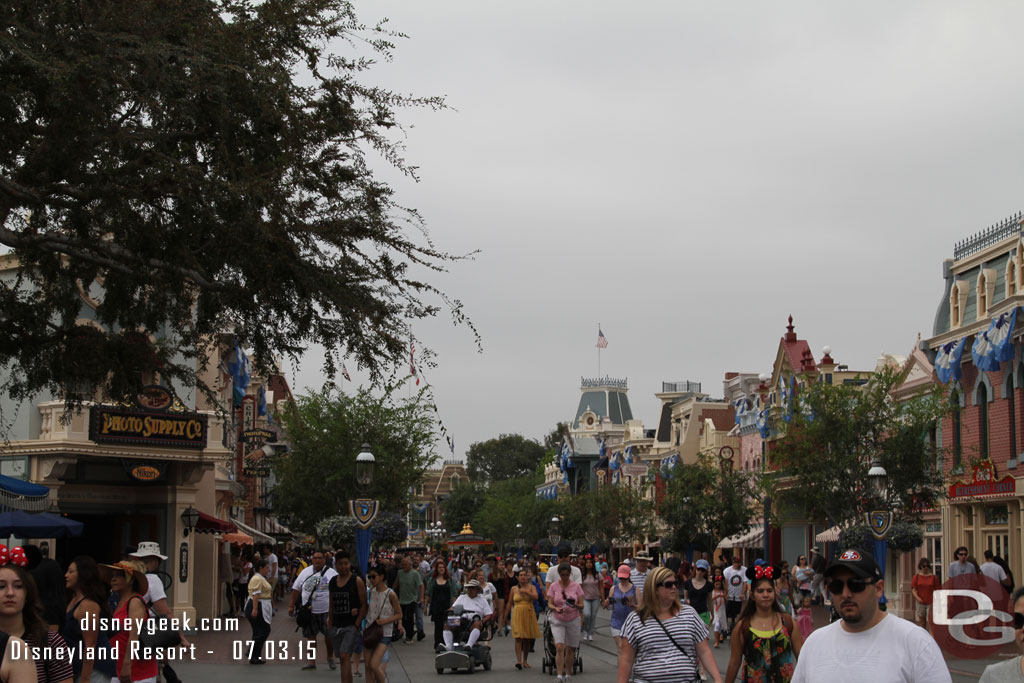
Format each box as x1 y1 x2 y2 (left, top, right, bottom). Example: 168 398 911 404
785 315 797 342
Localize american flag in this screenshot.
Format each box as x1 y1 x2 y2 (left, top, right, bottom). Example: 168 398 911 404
596 329 608 348
342 363 351 382
410 341 420 385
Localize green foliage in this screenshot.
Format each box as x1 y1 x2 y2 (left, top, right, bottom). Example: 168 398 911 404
838 525 874 552
769 365 948 526
272 383 437 535
543 423 570 453
465 434 547 484
473 476 546 547
888 521 925 552
660 451 760 552
559 484 658 549
316 515 356 548
0 0 475 416
371 512 409 545
441 482 488 533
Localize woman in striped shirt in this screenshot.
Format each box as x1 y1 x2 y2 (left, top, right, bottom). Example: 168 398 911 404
617 567 722 683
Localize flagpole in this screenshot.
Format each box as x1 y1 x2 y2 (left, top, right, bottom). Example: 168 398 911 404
597 323 601 378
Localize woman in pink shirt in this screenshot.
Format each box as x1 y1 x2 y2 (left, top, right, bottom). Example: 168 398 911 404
546 563 585 683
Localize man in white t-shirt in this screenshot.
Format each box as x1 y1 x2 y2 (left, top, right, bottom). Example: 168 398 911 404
289 550 339 670
722 555 746 634
264 544 279 611
131 542 187 683
546 550 582 586
442 580 493 652
980 550 1011 588
793 549 952 683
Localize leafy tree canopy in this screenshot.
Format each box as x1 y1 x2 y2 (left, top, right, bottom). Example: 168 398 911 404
272 383 437 534
441 481 487 534
0 0 475 413
769 365 948 526
659 451 760 553
465 433 546 484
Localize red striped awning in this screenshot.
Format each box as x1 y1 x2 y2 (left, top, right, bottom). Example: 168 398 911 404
195 511 237 534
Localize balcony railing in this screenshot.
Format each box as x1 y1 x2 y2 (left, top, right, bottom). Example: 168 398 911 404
953 211 1022 260
581 376 627 389
662 381 702 394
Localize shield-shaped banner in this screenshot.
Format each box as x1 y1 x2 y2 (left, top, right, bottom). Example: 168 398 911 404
865 510 894 540
349 498 380 529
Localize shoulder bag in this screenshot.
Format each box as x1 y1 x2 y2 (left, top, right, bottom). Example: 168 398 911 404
362 588 391 650
139 588 181 650
651 613 699 683
296 567 327 629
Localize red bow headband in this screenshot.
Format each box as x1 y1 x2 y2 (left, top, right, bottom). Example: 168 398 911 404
0 545 28 568
754 565 773 580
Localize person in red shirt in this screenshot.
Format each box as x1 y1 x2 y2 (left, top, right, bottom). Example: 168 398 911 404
911 557 940 631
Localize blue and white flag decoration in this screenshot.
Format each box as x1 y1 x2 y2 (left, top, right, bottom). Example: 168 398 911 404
227 342 251 407
779 375 792 423
661 453 680 479
625 446 634 464
973 308 1019 371
784 376 796 423
756 409 770 439
612 469 620 486
609 451 621 471
935 338 966 383
734 398 747 425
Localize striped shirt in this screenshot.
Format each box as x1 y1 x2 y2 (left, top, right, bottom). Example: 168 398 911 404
621 606 708 683
630 568 650 597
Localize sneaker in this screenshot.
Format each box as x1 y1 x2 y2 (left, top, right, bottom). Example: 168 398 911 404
328 659 337 670
556 677 564 683
404 638 414 644
301 663 316 670
417 631 426 641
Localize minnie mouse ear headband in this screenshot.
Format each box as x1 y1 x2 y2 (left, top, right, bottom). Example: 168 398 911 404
745 564 779 582
0 545 28 568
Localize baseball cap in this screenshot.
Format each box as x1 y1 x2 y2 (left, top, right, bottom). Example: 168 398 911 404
617 564 631 579
695 559 710 571
825 549 882 581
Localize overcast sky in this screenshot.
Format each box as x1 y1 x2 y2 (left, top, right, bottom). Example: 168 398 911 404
294 1 1024 460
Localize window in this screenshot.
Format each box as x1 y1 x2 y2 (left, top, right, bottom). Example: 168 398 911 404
951 281 966 327
978 271 988 318
978 382 989 459
952 389 962 468
1008 257 1018 298
450 474 460 487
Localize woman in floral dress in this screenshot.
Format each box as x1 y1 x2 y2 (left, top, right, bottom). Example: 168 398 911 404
724 565 803 683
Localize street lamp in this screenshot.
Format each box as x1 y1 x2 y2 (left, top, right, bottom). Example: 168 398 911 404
355 443 375 491
548 516 561 547
181 505 200 538
758 372 771 564
868 458 888 503
515 523 524 549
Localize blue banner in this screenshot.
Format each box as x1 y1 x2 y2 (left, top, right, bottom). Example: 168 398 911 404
355 527 372 579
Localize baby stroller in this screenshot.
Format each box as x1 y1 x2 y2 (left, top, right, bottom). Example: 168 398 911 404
540 612 582 676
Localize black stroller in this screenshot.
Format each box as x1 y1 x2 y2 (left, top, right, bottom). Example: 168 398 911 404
540 612 582 676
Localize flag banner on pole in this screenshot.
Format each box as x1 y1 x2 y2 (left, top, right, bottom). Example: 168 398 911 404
596 329 608 348
410 340 419 384
342 363 352 382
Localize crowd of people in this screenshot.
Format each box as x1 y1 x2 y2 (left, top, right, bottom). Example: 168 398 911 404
226 541 1024 683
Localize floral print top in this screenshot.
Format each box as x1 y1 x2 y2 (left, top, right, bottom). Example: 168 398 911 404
742 614 797 683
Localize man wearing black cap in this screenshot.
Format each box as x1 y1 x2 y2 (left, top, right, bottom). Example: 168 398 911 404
792 549 951 682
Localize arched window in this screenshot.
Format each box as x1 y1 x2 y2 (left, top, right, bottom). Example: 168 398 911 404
1008 257 1018 298
951 388 963 469
1007 372 1017 461
951 282 963 327
978 382 989 459
978 271 989 318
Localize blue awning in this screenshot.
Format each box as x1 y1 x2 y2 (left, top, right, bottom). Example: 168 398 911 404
0 475 50 512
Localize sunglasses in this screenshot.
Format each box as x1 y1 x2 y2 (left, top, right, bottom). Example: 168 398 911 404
1015 613 1024 630
659 581 678 589
828 578 875 594
957 552 967 557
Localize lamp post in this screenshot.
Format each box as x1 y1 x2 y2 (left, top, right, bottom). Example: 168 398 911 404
181 505 200 538
515 523 524 550
349 443 380 577
758 372 772 563
548 516 561 549
864 457 892 594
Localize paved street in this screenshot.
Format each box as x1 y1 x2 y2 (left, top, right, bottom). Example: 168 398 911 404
171 600 1009 682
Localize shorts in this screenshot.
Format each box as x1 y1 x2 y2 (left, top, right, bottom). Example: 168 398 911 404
550 618 581 648
915 603 930 620
610 626 621 637
726 600 743 620
699 612 711 627
329 624 360 654
301 611 329 639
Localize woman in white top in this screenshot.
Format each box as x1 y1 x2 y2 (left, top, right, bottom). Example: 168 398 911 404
468 570 497 612
365 568 402 683
981 586 1024 682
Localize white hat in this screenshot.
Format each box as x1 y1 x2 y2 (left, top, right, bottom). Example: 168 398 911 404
464 579 481 589
131 542 167 560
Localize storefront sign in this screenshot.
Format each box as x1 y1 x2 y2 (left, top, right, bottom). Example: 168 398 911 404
243 464 271 478
126 461 166 482
179 542 188 583
90 406 207 449
948 460 1016 499
622 464 649 477
242 428 275 444
135 385 174 411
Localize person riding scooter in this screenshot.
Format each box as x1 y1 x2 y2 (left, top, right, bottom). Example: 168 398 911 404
442 579 493 652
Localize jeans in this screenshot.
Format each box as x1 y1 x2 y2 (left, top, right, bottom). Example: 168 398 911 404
415 601 425 635
583 599 600 635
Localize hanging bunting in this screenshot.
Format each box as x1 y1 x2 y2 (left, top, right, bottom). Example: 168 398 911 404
734 398 747 425
756 410 770 439
935 338 966 383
